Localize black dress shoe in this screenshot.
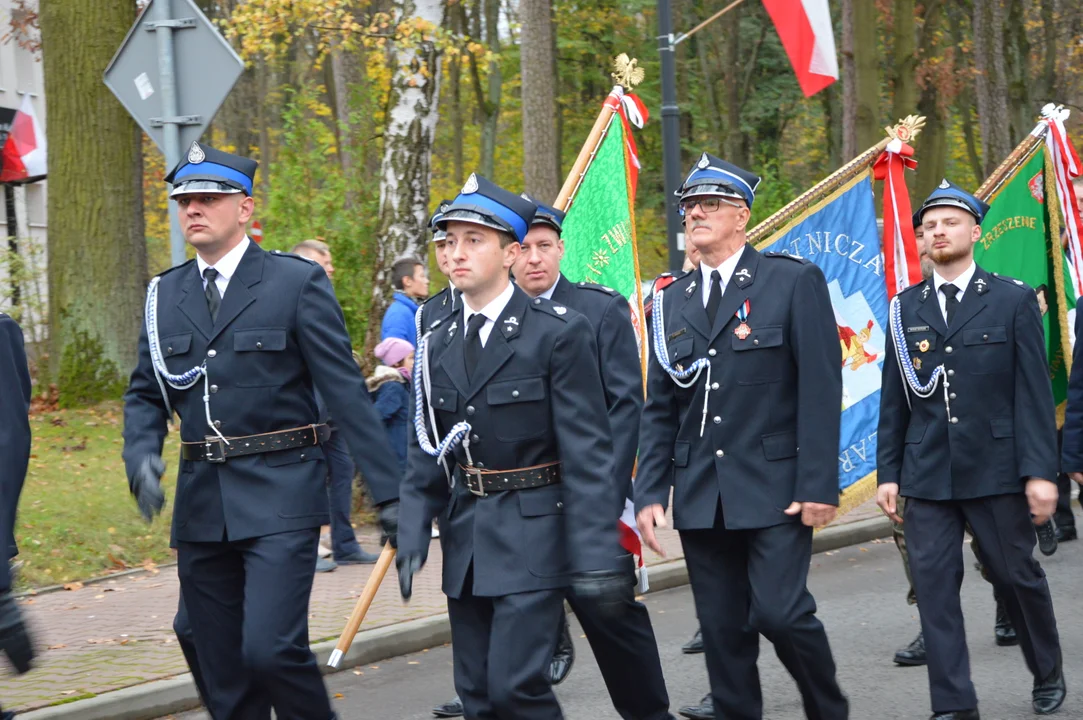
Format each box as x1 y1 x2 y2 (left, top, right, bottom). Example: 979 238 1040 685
930 711 979 719
678 694 714 720
1033 654 1066 715
432 695 464 718
1037 519 1059 556
894 630 927 666
682 627 704 654
1056 525 1078 543
994 595 1018 647
549 615 575 685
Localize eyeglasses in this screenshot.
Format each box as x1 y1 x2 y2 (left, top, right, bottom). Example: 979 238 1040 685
678 197 743 215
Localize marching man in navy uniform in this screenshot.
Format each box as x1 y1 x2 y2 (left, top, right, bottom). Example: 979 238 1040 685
513 195 674 720
122 142 402 719
877 180 1064 719
396 174 626 720
635 153 849 720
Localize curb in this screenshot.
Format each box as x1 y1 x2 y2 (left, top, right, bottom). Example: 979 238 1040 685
19 515 890 720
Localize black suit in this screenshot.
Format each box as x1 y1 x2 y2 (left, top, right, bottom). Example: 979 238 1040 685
549 275 670 720
400 283 618 719
0 314 31 594
123 241 401 719
636 245 847 719
879 265 1061 713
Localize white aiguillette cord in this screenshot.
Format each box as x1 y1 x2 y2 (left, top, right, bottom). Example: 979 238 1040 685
651 288 712 436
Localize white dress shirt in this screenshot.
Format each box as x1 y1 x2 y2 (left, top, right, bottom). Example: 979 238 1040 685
196 236 251 298
463 280 515 347
539 276 560 300
932 262 976 324
700 244 745 307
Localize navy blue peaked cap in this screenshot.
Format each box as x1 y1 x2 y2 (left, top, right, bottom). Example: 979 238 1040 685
166 141 258 197
677 152 761 207
438 174 537 243
429 199 452 242
918 179 991 224
521 193 566 235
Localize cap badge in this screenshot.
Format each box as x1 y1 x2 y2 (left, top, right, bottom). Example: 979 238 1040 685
188 142 206 164
697 153 710 170
938 179 950 189
554 306 567 315
462 173 479 194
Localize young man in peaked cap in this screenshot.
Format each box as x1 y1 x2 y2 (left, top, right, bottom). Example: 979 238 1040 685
878 180 1064 718
636 152 849 720
397 173 625 719
123 141 402 719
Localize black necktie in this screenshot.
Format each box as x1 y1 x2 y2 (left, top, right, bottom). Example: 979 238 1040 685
464 312 487 381
705 270 723 328
203 267 222 324
942 283 959 327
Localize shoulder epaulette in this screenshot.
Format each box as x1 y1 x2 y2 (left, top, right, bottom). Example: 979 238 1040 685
763 251 809 264
897 280 927 296
422 287 450 307
529 296 572 322
155 258 195 279
270 250 315 264
990 272 1030 289
574 281 617 296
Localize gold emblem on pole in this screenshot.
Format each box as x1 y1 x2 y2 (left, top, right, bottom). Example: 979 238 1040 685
611 54 645 89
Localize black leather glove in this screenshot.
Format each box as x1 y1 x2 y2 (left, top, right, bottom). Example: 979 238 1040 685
130 455 166 523
378 500 399 549
396 551 423 601
570 569 631 618
0 591 34 674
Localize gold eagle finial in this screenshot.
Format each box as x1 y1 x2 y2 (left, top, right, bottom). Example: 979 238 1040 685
885 115 927 144
612 54 645 89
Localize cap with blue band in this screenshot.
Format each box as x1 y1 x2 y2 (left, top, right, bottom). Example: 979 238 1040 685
437 173 537 243
165 142 258 198
521 193 566 235
917 179 990 224
677 152 762 208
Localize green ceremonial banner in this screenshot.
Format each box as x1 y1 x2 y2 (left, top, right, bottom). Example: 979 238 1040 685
561 113 642 309
974 148 1077 406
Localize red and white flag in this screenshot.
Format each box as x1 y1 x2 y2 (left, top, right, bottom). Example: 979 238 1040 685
761 0 839 97
874 138 922 299
1042 105 1083 298
0 95 46 183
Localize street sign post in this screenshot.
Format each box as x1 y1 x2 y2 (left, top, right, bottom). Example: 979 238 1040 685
104 0 244 267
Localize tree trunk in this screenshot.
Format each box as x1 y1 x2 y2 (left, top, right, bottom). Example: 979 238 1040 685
329 37 360 208
841 0 857 159
450 0 465 188
852 0 881 152
723 4 745 165
480 0 500 178
891 0 917 122
1039 0 1056 103
822 84 842 170
39 0 147 392
913 1 945 203
519 0 560 201
363 0 446 357
1004 0 1031 146
972 0 1012 176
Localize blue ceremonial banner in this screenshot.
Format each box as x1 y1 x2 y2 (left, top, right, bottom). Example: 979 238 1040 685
755 171 887 505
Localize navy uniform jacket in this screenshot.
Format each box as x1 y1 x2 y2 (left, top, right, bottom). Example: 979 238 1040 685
635 245 842 530
399 284 619 598
550 274 642 517
0 313 31 590
418 284 460 336
879 266 1058 499
122 241 401 544
1064 308 1083 472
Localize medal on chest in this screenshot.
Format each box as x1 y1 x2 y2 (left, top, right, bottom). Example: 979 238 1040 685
733 299 752 340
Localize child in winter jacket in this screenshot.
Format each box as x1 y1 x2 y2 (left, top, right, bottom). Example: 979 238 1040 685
369 338 414 473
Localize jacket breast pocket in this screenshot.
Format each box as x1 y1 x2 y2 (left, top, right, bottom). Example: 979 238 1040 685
430 385 458 414
963 326 1009 375
161 332 195 374
488 376 547 442
732 325 784 384
667 337 694 366
233 328 289 387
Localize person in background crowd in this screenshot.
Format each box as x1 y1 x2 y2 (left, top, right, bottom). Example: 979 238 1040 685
292 239 381 573
382 256 430 343
0 311 34 720
369 338 414 474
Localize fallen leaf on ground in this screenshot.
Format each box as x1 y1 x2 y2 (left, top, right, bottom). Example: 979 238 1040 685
47 644 67 650
63 582 84 591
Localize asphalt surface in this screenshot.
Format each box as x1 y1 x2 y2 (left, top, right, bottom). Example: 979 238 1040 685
167 533 1083 720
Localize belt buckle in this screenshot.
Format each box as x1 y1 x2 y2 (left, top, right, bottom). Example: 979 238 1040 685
203 436 227 463
465 466 486 497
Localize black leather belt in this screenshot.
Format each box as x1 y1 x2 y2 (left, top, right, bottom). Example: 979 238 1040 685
181 423 331 463
458 461 562 497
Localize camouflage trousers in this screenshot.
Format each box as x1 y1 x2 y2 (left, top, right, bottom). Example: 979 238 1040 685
893 496 993 606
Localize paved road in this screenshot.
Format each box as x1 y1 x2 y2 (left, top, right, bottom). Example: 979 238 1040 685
168 535 1083 720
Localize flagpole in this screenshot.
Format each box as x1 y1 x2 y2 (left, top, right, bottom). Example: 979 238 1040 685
554 91 620 212
974 121 1048 202
747 115 926 245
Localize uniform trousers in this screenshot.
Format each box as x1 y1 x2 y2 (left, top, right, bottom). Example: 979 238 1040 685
905 494 1061 712
447 566 567 720
565 553 671 720
323 426 362 558
177 528 334 720
680 504 847 720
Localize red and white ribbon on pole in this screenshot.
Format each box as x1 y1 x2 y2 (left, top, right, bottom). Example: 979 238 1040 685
873 138 923 299
1042 104 1083 298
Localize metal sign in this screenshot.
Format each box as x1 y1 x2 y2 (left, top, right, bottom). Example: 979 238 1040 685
104 0 243 155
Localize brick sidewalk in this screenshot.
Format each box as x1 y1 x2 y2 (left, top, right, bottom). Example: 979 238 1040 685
0 499 882 712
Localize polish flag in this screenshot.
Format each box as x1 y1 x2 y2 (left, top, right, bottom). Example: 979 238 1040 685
0 95 46 183
761 0 839 97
